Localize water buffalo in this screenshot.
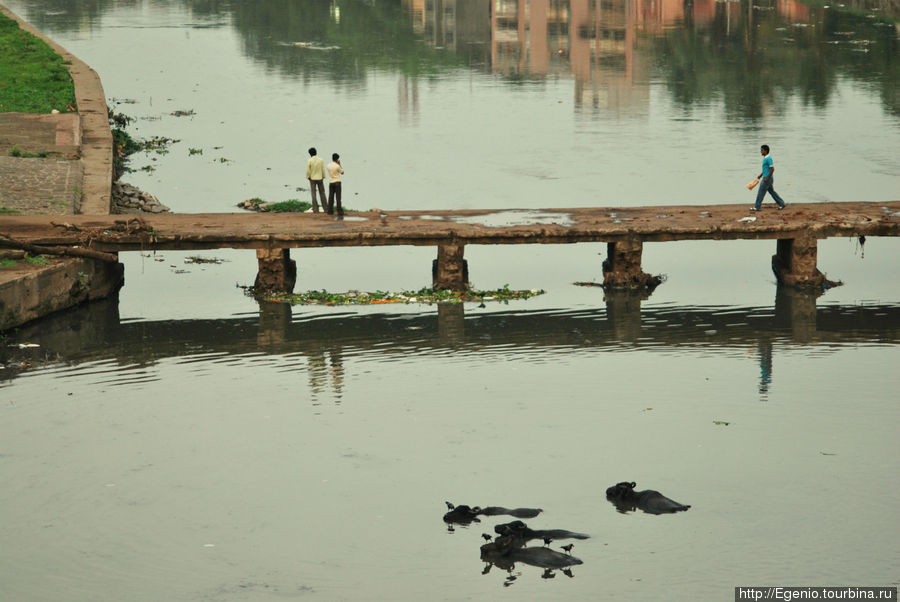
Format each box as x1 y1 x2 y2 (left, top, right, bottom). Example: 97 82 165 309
480 521 585 571
481 539 583 571
605 481 691 515
443 504 543 525
493 520 590 542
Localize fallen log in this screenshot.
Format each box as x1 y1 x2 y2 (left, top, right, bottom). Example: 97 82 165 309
0 234 119 263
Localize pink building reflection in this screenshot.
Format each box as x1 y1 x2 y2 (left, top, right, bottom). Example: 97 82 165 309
404 0 813 112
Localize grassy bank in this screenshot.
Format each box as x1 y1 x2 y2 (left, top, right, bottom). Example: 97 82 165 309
0 10 75 113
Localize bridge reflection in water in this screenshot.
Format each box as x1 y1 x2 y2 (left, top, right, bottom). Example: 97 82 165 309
4 288 899 401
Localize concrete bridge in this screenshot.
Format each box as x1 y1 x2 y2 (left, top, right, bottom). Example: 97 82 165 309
2 201 899 292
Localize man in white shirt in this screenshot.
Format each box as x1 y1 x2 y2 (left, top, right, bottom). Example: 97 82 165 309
326 153 344 216
305 147 326 213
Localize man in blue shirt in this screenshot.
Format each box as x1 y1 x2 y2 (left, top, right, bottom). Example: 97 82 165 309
751 144 787 211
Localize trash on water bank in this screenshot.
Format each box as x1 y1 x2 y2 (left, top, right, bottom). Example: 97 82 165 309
237 198 310 213
237 198 355 214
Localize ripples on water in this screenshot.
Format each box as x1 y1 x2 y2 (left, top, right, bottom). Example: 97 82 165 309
1 0 898 598
4 299 900 386
2 298 899 601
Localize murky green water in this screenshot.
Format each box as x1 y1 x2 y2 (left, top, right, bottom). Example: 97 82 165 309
1 1 899 600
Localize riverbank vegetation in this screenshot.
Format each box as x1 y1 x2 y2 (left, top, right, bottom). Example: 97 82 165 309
109 110 179 178
0 11 75 113
238 198 313 213
237 198 354 213
0 254 52 269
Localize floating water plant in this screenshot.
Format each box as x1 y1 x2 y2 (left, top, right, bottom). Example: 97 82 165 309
256 284 544 305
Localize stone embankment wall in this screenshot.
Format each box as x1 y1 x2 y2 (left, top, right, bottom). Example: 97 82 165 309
0 259 123 330
0 3 124 331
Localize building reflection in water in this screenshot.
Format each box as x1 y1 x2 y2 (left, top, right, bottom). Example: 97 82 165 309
398 75 420 126
404 0 813 113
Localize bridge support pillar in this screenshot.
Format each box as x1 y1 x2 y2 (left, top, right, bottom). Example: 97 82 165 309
257 300 292 347
604 290 646 342
254 248 296 293
602 239 661 290
772 236 830 289
437 303 465 343
432 244 469 291
774 286 819 344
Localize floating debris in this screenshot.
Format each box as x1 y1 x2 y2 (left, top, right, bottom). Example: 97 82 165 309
255 285 545 305
184 256 226 265
713 420 730 426
291 41 341 50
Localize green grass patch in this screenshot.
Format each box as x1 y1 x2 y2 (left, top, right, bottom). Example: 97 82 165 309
0 207 20 214
10 146 48 158
0 258 16 268
24 255 51 266
258 285 545 305
265 199 312 213
239 197 356 213
0 12 76 113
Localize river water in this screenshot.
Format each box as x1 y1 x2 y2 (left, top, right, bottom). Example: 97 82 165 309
1 1 899 600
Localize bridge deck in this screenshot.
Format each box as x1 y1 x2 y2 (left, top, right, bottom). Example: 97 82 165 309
2 201 899 251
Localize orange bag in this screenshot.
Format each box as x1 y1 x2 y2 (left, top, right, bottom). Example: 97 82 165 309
746 179 760 190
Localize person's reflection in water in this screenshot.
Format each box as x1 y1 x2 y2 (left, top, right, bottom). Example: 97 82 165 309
307 347 344 401
757 336 774 399
307 350 328 396
329 345 344 400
